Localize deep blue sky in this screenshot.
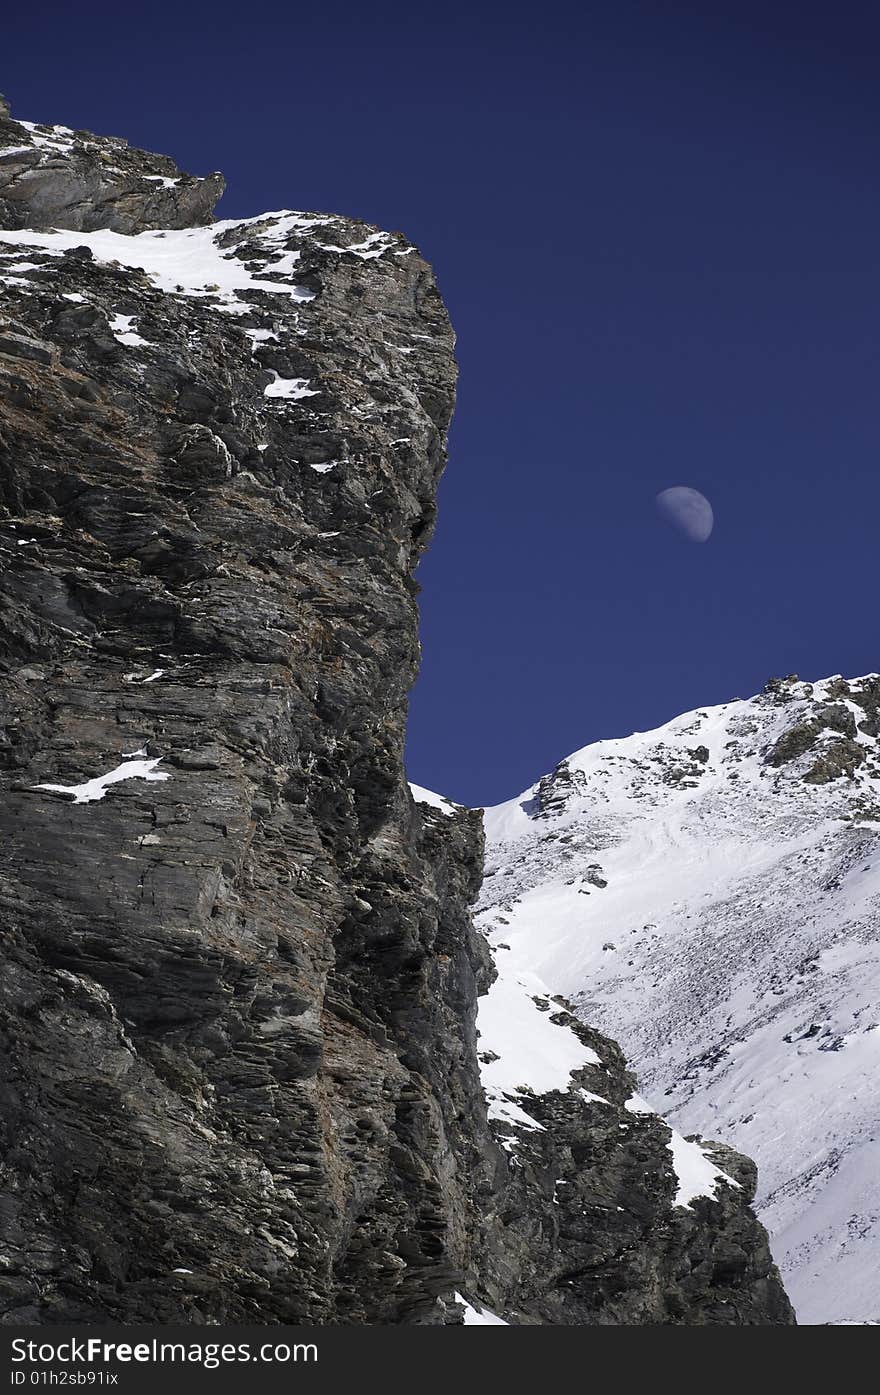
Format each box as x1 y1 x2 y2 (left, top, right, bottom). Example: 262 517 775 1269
7 2 880 804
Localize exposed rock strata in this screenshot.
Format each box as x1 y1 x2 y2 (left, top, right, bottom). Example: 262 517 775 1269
0 100 793 1325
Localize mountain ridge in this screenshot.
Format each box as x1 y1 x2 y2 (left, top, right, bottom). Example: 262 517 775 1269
475 670 880 1323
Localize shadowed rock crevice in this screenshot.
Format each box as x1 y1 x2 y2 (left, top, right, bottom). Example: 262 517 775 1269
0 95 224 234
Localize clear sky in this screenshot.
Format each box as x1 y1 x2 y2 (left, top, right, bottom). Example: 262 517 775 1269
7 1 880 805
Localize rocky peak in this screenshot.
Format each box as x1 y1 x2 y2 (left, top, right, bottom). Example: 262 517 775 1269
0 95 224 233
0 104 794 1327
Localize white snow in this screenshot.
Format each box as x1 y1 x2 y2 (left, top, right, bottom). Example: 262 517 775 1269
263 373 318 400
34 756 169 804
624 1094 738 1208
454 1292 508 1326
109 313 149 347
478 673 880 1322
244 328 279 347
668 1131 738 1209
579 1089 611 1106
18 121 75 153
0 211 323 316
124 669 165 684
316 230 394 260
478 966 600 1139
409 785 605 1148
409 782 458 815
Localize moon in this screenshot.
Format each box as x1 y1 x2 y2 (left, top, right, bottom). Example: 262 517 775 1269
655 486 714 543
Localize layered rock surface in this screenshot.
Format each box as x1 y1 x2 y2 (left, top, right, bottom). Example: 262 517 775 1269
0 100 792 1325
0 95 224 233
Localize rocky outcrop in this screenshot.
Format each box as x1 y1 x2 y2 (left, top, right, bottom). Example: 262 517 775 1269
762 676 877 784
0 100 793 1325
0 95 223 233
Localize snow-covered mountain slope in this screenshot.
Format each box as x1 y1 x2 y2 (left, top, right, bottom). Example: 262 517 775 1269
410 783 794 1323
476 674 880 1324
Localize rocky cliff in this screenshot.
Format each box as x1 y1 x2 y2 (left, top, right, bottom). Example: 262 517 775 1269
0 100 793 1325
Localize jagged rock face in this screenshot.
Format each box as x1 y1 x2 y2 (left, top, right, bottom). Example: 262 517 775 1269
0 108 486 1324
479 672 880 1323
0 105 793 1325
466 988 793 1325
0 96 224 233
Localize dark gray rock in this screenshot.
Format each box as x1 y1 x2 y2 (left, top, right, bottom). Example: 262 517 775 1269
462 1003 794 1325
0 106 794 1326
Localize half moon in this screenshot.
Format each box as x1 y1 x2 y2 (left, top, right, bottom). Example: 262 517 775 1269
655 486 714 543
